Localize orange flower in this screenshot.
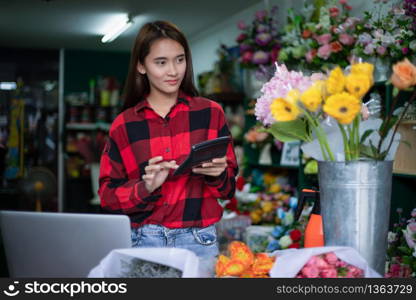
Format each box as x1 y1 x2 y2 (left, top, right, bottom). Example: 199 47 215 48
240 267 256 278
391 58 416 90
228 241 254 268
216 241 270 277
215 254 230 277
222 260 246 277
330 41 343 53
244 127 269 143
251 253 275 276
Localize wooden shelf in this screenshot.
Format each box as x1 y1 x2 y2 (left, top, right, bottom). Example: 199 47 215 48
393 172 416 179
66 122 110 131
401 120 416 125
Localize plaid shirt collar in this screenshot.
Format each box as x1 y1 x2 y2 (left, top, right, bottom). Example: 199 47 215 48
134 90 191 113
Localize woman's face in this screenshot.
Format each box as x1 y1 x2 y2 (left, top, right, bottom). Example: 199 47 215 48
137 38 186 97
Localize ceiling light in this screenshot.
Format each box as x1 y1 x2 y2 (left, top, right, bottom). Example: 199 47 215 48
101 15 133 43
0 82 17 90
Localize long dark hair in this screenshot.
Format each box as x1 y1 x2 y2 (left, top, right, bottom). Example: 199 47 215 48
122 20 198 111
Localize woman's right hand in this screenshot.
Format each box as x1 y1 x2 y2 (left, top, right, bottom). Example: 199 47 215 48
142 156 178 193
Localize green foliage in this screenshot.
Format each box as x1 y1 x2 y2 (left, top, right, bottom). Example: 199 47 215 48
266 119 312 143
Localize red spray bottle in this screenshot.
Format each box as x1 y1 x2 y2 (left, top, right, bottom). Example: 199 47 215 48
294 188 324 248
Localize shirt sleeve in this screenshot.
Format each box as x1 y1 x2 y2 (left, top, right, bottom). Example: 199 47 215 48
98 131 161 214
204 105 238 199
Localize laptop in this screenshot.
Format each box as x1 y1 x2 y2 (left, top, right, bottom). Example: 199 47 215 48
0 210 132 277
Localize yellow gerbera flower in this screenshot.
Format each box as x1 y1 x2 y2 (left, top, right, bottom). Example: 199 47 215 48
270 97 300 122
285 89 301 105
323 92 361 124
300 81 324 112
345 73 372 99
350 62 374 83
263 173 277 186
326 67 345 95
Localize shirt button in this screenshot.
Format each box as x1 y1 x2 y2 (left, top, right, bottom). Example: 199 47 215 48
164 202 168 207
165 148 170 153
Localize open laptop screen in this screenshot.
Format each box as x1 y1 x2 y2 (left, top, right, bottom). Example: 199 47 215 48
0 211 131 277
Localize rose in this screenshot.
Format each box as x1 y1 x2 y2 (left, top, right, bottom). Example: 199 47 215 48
289 229 302 242
242 51 254 64
339 33 355 46
317 44 332 60
301 266 320 278
324 252 338 265
336 260 347 268
236 33 247 43
391 58 416 90
330 41 343 53
278 235 293 248
329 7 340 17
389 263 401 277
346 266 363 278
314 256 330 269
288 243 300 249
305 256 329 269
320 267 338 278
305 49 317 63
316 33 332 45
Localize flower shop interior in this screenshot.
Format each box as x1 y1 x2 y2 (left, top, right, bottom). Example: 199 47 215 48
0 0 415 279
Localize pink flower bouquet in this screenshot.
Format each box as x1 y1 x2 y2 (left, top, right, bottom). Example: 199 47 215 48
269 246 380 278
236 6 281 73
296 252 364 278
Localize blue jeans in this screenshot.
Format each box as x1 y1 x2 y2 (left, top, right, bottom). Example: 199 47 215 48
131 224 219 259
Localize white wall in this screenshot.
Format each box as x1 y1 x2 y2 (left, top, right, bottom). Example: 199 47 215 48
190 0 376 83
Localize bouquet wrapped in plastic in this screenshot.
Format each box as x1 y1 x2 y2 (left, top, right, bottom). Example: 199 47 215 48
269 246 380 278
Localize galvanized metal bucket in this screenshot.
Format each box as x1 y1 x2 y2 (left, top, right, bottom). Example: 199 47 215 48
318 160 393 276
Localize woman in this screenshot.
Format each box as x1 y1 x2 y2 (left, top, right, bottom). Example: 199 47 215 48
98 21 238 260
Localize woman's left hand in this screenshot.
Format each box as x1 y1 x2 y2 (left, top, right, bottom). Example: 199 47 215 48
192 156 227 177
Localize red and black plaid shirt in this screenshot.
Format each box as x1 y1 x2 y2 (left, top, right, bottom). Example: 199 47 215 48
98 92 238 229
